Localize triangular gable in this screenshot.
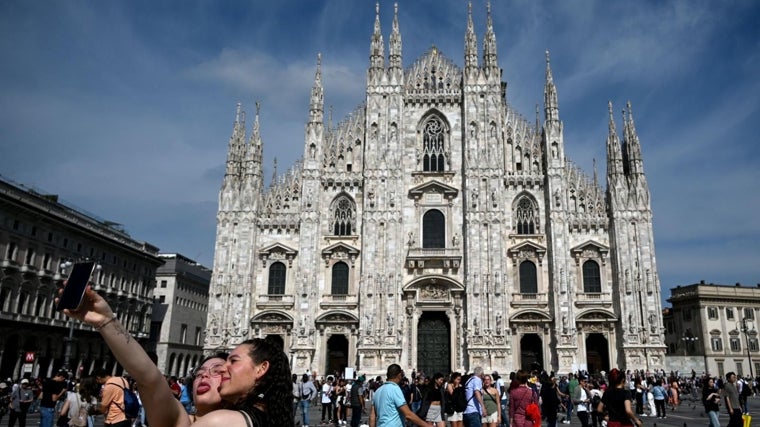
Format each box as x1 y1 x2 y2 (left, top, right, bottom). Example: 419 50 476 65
570 240 609 256
315 310 359 324
408 180 459 200
259 242 298 256
322 242 360 257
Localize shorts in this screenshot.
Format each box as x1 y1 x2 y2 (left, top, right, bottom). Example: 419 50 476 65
448 411 463 422
426 405 442 422
482 411 499 423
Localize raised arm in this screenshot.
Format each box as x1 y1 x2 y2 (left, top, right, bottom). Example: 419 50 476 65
60 285 188 427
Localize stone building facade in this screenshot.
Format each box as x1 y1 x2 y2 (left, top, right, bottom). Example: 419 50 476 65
205 4 665 376
664 282 760 378
151 253 211 376
0 175 163 380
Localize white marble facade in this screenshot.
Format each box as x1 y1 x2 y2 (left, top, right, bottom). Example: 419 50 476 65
204 3 666 377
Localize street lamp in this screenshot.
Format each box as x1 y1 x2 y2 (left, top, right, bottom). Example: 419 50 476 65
681 329 699 356
739 318 756 379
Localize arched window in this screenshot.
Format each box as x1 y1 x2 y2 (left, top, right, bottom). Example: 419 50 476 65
332 195 356 236
267 262 286 295
519 261 538 294
422 209 445 248
582 260 602 293
515 196 538 234
331 262 349 295
422 116 446 172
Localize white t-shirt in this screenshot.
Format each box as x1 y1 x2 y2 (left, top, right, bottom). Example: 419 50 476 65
576 388 588 412
322 383 333 404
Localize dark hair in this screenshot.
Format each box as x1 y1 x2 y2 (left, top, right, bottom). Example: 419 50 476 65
78 376 100 403
449 372 461 383
199 352 229 369
235 338 292 426
91 368 109 379
515 370 529 384
387 364 403 380
608 368 625 387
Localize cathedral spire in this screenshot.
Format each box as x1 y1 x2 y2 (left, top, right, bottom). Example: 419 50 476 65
369 2 385 71
271 157 278 186
309 53 324 124
606 101 624 177
464 2 478 73
544 50 559 123
623 101 645 176
389 2 402 70
483 2 498 73
225 102 246 179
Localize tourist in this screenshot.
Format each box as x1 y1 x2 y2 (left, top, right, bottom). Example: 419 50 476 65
368 364 426 427
597 368 642 427
445 372 463 427
650 378 667 419
349 376 365 427
702 377 720 427
539 374 562 427
463 367 487 427
508 370 537 427
8 379 34 427
190 352 230 422
321 376 335 424
571 376 590 427
297 374 317 427
723 372 743 427
481 374 501 427
59 283 293 427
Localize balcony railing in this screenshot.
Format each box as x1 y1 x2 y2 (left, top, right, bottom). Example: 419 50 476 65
511 292 549 307
574 292 613 307
255 294 295 309
406 247 462 270
320 294 358 309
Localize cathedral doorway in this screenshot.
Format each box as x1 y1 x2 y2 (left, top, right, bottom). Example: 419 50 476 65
265 334 285 352
585 333 610 374
417 312 450 375
326 335 348 377
519 334 543 371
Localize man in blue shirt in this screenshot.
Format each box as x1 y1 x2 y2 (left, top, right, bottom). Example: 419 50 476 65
369 364 427 427
463 367 487 427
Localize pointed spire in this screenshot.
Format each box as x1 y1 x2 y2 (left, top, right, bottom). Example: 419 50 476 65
593 158 599 187
389 2 402 69
370 2 384 70
535 104 541 131
271 157 278 185
544 50 559 122
483 2 498 71
606 101 624 177
623 101 644 175
464 2 478 72
309 53 324 123
225 103 246 180
250 101 262 151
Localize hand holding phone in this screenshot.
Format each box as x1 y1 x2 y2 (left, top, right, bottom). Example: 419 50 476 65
56 261 96 311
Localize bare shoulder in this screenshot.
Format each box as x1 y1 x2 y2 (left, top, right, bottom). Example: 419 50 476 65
193 409 248 427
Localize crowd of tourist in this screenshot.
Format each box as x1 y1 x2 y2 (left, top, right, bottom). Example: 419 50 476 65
1 278 758 427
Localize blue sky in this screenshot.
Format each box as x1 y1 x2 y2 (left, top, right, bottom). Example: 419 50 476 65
1 1 758 306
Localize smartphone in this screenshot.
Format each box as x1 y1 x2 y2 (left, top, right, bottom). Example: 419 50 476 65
56 261 96 311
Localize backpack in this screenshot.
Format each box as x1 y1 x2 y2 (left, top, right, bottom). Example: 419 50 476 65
451 377 473 413
741 383 752 398
108 379 140 419
591 393 601 411
68 397 88 427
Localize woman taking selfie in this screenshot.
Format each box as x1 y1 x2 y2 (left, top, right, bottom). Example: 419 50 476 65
59 283 293 427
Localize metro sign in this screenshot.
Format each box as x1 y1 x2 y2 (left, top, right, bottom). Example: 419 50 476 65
24 352 35 363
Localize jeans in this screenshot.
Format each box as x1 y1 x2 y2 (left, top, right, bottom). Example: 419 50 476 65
411 401 421 413
500 400 509 427
39 406 55 427
707 410 720 427
299 399 311 426
576 410 590 427
463 412 482 427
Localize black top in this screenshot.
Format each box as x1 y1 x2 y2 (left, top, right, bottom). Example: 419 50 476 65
540 383 561 413
600 387 632 422
40 379 66 408
703 387 720 412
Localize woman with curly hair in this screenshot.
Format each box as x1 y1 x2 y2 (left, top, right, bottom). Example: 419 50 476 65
58 282 293 427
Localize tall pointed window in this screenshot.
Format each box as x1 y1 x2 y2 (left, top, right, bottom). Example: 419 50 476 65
267 262 286 295
519 261 538 294
582 260 602 293
515 196 538 234
422 116 447 172
422 209 445 248
331 262 349 295
331 195 356 236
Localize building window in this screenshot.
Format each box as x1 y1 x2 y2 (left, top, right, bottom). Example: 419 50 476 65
180 324 187 344
519 261 538 294
711 337 723 351
749 338 759 352
744 308 755 320
267 262 286 295
717 361 724 378
195 327 202 346
730 338 741 352
422 209 445 248
158 295 165 303
160 280 167 288
331 262 349 295
736 362 744 377
515 196 538 234
331 195 356 236
6 242 17 261
25 248 35 266
421 116 447 172
0 288 9 311
683 309 692 321
727 308 735 320
707 307 718 320
582 260 601 293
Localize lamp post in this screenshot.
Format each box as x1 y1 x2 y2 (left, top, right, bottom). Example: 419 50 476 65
681 329 699 356
739 317 755 379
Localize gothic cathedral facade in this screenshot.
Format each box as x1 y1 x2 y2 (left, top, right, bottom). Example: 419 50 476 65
204 4 666 376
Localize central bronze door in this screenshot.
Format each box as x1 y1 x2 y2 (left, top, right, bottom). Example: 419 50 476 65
417 311 451 375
